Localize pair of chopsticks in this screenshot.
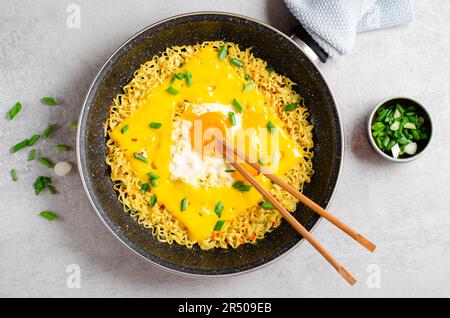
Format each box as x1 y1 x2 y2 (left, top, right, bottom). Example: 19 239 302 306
218 139 376 285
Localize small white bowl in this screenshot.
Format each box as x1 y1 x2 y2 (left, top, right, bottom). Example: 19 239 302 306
367 96 433 163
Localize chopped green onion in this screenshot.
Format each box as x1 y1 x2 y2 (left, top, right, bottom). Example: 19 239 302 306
133 153 148 163
27 134 40 146
140 183 150 193
185 70 192 87
243 82 256 92
214 220 225 231
147 172 160 180
43 124 54 138
244 73 251 81
33 176 52 195
371 122 385 131
228 112 236 126
258 159 265 166
218 46 228 60
230 58 244 68
47 184 57 195
10 169 18 182
232 181 252 192
284 102 298 112
214 201 224 218
70 121 78 129
260 201 274 210
180 198 188 211
169 76 176 85
149 178 158 188
41 97 57 106
39 211 58 221
121 124 130 134
28 149 36 161
166 86 179 95
149 194 157 208
175 73 185 80
225 169 235 173
8 102 22 120
267 121 276 134
149 122 162 129
11 139 29 153
55 144 70 151
39 157 53 168
232 99 243 113
265 65 274 73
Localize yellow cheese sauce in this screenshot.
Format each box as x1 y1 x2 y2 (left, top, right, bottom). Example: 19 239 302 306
110 46 303 241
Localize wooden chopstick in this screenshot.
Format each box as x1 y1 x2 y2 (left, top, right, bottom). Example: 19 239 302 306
222 149 357 285
220 140 376 253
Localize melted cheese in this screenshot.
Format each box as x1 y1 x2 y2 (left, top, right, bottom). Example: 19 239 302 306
110 46 302 241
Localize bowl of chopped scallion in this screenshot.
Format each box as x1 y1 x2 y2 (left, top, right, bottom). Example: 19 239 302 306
368 97 433 162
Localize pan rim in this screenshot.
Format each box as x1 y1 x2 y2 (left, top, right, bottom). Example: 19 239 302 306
76 11 344 277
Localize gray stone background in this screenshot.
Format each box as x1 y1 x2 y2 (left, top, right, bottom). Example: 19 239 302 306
0 0 449 297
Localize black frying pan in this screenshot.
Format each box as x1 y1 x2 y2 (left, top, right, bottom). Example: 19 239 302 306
77 12 343 276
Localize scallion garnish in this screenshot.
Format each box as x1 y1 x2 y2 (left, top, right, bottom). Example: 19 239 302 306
27 134 40 146
243 82 256 92
10 169 18 182
70 121 78 129
230 58 244 68
149 122 162 129
39 211 58 221
214 201 224 218
140 183 150 193
33 176 53 195
180 198 188 211
149 194 157 208
8 102 22 120
185 70 192 87
232 181 252 192
41 97 57 106
121 124 130 134
150 178 158 188
170 76 176 85
225 169 235 173
267 121 276 134
147 172 160 180
47 184 57 195
11 139 29 153
43 124 54 138
265 65 274 73
284 102 298 112
39 157 53 168
218 46 228 61
28 149 36 161
232 99 243 113
55 144 70 151
214 220 225 231
166 86 179 95
244 73 251 81
228 112 236 126
133 153 148 163
175 73 185 80
260 201 274 210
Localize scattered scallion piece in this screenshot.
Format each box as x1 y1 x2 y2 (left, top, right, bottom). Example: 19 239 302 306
147 172 160 180
185 70 192 87
166 86 179 95
27 134 40 146
267 121 276 134
265 65 274 73
39 211 58 221
214 201 224 218
149 122 162 129
232 99 243 113
10 169 18 182
232 181 252 192
214 220 225 231
133 153 148 163
149 178 158 188
39 157 53 168
169 76 176 85
33 176 53 195
175 73 185 80
243 82 256 92
218 46 228 60
180 198 188 211
225 169 235 173
284 102 298 112
28 149 36 161
11 139 29 153
228 112 236 126
121 124 130 134
41 97 57 106
43 124 54 138
70 121 78 129
260 201 274 210
55 144 70 151
230 58 244 68
8 102 22 120
47 184 57 195
149 194 157 208
140 183 150 193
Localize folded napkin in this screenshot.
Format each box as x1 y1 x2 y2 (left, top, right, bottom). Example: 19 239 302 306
284 0 414 57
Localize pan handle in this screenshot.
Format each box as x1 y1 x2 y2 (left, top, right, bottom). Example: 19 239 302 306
290 24 328 64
